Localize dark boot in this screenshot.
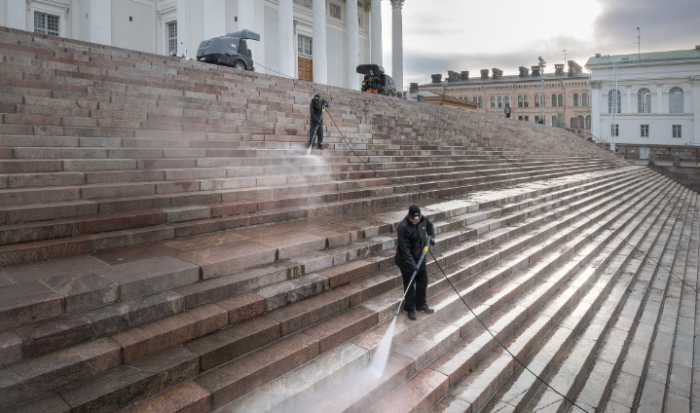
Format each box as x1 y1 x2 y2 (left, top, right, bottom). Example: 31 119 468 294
317 144 324 150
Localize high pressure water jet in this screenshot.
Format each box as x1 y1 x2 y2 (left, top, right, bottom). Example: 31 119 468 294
368 244 430 376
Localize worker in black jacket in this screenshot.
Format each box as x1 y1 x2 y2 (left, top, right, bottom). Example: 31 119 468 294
394 204 436 320
308 94 329 150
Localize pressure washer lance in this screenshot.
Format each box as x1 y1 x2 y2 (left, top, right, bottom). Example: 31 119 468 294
393 244 431 317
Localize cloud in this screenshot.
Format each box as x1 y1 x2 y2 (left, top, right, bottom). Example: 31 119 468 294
593 0 700 53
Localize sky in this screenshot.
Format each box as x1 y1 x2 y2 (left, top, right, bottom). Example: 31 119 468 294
379 0 700 89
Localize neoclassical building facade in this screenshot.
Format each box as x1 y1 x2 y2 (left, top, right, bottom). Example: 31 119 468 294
586 48 700 151
0 0 408 90
419 62 592 129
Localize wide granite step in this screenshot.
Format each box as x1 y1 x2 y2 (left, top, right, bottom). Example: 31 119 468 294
0 169 652 412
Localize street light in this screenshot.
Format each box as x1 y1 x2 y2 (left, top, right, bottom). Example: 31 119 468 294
538 57 546 125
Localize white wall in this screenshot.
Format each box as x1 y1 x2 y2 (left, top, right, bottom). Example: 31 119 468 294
112 0 154 53
264 5 279 76
327 27 344 88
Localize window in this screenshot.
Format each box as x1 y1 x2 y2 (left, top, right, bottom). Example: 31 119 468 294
478 96 483 108
524 95 529 108
582 93 589 107
551 94 558 107
34 11 60 36
490 96 496 108
517 95 523 108
472 97 477 104
573 93 579 107
670 87 683 113
518 116 523 121
586 116 591 130
298 35 312 57
497 96 503 108
672 125 682 138
640 124 649 138
552 116 558 127
535 115 543 124
611 124 619 137
557 94 564 107
167 21 178 56
524 116 530 122
505 96 511 106
608 89 621 114
637 88 651 113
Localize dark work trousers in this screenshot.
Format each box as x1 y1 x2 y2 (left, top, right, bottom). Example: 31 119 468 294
401 265 428 311
308 118 323 146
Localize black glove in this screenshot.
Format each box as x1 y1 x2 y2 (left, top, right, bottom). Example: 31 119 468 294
429 236 436 246
410 262 419 272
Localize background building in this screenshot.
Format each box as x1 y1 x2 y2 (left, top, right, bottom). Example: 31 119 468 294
586 48 700 154
419 61 591 130
0 0 394 90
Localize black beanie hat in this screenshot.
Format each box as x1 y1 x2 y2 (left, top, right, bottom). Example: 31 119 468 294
408 204 421 219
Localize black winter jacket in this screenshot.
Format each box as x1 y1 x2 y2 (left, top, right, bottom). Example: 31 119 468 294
394 215 434 271
310 98 329 122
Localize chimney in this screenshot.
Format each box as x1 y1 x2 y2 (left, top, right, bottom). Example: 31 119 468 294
492 68 503 79
431 74 443 83
409 83 418 93
567 60 582 76
696 45 700 50
460 71 470 80
554 64 564 75
595 53 602 57
480 69 490 79
531 66 541 76
519 66 529 77
447 70 460 82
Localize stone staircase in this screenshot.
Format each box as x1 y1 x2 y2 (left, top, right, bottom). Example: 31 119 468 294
0 27 696 413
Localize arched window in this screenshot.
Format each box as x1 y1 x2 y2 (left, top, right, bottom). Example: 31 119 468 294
551 94 558 107
573 93 579 107
557 94 564 107
518 116 524 121
497 96 503 108
534 95 540 107
524 95 530 107
472 97 477 104
582 93 589 107
637 88 651 113
670 87 684 113
524 116 529 122
505 96 511 106
517 95 524 108
490 96 496 108
586 115 591 130
608 89 621 113
552 116 558 127
478 96 483 108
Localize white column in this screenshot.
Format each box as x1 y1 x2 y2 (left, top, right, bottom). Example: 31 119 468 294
203 0 226 39
237 0 254 30
370 0 383 66
89 0 112 45
6 1 27 30
176 0 189 57
346 0 359 89
656 85 663 114
278 0 295 78
692 76 700 145
390 0 405 94
312 0 328 84
590 82 602 141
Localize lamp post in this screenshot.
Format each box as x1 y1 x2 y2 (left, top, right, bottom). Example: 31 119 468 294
538 57 546 125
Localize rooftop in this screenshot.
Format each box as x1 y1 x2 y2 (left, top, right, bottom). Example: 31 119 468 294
586 47 700 67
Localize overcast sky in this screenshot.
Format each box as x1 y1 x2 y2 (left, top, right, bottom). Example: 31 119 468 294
380 0 700 88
